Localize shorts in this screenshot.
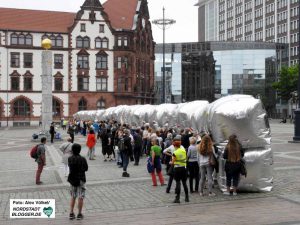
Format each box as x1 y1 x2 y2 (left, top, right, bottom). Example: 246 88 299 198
70 181 86 198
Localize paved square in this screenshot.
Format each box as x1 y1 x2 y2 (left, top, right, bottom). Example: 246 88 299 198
0 121 300 224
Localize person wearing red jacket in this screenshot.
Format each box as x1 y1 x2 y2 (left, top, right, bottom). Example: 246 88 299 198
86 129 96 160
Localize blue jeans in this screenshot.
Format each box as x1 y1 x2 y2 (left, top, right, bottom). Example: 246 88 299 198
200 164 213 193
122 152 129 172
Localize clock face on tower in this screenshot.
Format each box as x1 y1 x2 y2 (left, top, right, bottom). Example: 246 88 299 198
142 18 146 28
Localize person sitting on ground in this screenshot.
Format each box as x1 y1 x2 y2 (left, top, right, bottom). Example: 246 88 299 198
68 143 88 220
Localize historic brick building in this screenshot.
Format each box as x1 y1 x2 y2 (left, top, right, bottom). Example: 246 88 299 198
0 0 155 126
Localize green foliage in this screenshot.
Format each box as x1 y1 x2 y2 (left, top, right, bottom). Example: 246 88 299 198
272 65 299 101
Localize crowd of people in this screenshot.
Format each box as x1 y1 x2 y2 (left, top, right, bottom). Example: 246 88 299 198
33 119 246 220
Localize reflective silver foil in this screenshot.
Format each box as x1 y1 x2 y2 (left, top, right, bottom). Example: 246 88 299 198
73 95 273 192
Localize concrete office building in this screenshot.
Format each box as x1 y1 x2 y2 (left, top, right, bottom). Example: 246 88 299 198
196 0 299 65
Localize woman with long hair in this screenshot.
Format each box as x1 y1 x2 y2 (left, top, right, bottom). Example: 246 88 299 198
197 135 215 197
86 129 96 160
223 134 244 196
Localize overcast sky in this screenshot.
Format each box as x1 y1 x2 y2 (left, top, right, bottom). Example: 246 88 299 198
0 0 198 44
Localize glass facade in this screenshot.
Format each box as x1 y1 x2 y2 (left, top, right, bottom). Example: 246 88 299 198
213 49 276 96
155 42 288 114
154 53 182 103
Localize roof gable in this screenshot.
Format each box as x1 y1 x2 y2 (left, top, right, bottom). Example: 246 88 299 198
0 8 75 33
81 0 103 10
103 0 139 30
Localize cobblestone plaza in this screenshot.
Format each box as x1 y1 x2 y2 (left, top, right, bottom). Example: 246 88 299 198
0 121 300 224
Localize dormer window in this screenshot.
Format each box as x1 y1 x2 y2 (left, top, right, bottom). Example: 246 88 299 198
81 23 86 32
99 24 104 33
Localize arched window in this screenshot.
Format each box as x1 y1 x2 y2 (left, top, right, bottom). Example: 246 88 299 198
102 38 108 48
76 36 83 48
13 99 30 116
18 34 25 45
96 99 106 110
56 35 63 47
11 33 18 45
25 34 32 46
95 37 101 48
96 51 108 69
83 37 90 48
42 34 49 40
78 98 87 111
50 35 56 46
53 98 61 117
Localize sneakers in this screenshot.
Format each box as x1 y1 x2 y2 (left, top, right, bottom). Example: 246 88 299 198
233 192 238 196
76 213 84 220
208 192 216 197
199 192 204 196
69 213 75 220
122 172 130 177
223 191 230 196
36 181 43 185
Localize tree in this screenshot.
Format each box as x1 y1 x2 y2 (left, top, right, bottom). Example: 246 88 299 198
272 65 299 102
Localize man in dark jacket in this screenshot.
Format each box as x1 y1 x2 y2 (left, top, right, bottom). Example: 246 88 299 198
133 128 142 166
68 143 88 220
49 123 55 143
121 129 133 177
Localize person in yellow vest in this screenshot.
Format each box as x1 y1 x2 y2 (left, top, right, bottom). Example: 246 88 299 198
171 135 189 203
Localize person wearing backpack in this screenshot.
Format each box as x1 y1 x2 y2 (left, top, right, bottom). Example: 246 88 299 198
36 137 47 185
120 129 132 177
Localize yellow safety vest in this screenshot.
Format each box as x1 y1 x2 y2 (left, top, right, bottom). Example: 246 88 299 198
174 148 187 167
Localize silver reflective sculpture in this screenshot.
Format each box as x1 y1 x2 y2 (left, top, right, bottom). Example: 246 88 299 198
73 95 273 192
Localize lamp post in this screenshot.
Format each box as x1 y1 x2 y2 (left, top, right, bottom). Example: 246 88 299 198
153 7 175 103
292 4 300 141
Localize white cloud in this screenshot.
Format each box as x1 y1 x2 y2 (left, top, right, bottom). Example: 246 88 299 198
0 0 198 43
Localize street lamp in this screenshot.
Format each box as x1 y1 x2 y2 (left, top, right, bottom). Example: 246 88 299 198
153 7 175 103
292 5 300 142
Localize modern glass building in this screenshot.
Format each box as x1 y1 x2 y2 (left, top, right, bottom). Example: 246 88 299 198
155 41 288 116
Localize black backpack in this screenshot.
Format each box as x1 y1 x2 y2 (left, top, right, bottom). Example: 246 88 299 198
118 138 125 152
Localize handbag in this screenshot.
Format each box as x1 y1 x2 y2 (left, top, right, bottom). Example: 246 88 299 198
209 153 217 167
147 157 154 173
167 164 174 176
240 159 247 177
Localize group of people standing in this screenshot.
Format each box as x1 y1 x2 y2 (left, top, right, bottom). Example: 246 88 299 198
34 119 246 220
146 128 245 203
